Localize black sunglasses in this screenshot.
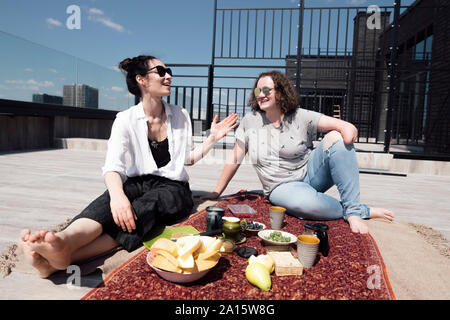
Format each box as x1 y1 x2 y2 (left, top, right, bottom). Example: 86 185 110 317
147 65 173 77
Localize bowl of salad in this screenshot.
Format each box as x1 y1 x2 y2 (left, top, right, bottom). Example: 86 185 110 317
257 230 297 246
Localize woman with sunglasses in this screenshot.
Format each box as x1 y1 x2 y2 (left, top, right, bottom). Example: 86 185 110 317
18 55 238 278
205 70 394 234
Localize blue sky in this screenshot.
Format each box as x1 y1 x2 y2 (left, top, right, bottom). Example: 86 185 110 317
0 0 416 110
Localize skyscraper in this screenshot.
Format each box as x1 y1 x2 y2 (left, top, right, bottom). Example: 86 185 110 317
63 84 99 109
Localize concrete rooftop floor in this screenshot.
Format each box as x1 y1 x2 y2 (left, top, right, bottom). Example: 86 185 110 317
0 147 449 256
0 147 450 300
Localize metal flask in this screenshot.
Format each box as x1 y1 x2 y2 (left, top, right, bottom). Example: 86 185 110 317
304 223 330 257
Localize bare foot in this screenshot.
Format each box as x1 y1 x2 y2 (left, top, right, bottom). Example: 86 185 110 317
27 230 71 271
370 207 395 222
18 229 58 278
347 216 369 234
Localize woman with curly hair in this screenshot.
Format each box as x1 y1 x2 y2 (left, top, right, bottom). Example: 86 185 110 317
205 70 394 234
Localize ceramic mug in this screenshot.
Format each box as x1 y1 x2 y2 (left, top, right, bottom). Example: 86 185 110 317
297 234 320 268
206 206 225 232
222 217 247 243
269 206 286 229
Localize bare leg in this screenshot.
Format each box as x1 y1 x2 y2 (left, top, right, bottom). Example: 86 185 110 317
24 218 119 276
70 233 120 265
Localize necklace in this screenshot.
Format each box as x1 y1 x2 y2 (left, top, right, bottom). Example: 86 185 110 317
148 106 166 148
150 139 163 149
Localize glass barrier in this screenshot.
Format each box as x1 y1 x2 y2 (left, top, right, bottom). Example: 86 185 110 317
76 58 132 111
0 30 132 111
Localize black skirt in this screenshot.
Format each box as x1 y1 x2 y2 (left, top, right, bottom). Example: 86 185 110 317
69 174 194 252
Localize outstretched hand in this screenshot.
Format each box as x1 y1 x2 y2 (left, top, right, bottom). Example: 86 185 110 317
210 113 239 142
201 192 220 200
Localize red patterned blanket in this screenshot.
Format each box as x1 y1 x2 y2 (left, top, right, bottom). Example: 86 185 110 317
82 191 395 300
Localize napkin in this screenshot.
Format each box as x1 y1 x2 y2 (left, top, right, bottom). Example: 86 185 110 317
142 225 199 250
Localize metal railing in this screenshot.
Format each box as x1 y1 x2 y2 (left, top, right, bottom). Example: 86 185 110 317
1 1 449 157
206 0 450 157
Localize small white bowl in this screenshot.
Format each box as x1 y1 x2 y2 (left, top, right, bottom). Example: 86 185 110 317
258 229 297 246
246 221 266 233
146 252 214 284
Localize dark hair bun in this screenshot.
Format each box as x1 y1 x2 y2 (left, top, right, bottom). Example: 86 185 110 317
118 58 133 73
118 55 157 97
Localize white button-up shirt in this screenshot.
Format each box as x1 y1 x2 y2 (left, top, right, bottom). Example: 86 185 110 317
102 100 192 182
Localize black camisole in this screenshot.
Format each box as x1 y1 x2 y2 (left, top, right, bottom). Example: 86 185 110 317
148 137 171 168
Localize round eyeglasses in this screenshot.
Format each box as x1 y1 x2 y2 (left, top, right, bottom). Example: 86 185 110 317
254 86 273 97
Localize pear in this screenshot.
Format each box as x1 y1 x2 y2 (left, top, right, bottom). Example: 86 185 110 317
245 262 271 291
248 254 275 274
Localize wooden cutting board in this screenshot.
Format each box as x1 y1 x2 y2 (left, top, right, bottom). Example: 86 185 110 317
267 251 303 276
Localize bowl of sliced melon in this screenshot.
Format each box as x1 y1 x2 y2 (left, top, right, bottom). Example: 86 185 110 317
146 235 224 283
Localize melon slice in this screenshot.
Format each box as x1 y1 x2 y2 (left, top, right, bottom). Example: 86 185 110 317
151 254 181 273
196 253 221 271
152 249 179 268
177 236 201 258
178 253 195 269
198 236 216 253
150 238 177 256
198 238 223 260
205 238 223 253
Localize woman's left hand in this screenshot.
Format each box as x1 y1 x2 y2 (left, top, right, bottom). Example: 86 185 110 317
209 113 239 142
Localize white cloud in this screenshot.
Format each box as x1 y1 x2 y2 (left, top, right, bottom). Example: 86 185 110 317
95 17 125 32
5 79 55 91
102 93 114 99
48 68 58 73
89 8 104 15
108 65 120 72
24 68 33 72
87 8 126 33
347 0 367 5
111 86 124 92
46 18 63 28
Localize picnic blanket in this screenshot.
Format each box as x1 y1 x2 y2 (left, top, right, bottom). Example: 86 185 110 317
82 191 395 300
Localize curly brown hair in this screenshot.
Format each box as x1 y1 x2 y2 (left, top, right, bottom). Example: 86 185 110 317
249 70 298 114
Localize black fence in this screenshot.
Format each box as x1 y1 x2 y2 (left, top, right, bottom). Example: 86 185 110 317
164 0 450 158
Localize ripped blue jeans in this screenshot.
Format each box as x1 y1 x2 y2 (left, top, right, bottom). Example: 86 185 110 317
269 139 370 221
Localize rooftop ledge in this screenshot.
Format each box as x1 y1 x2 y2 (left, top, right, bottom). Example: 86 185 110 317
53 137 450 177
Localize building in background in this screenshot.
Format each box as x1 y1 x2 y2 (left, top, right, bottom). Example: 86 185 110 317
63 84 99 109
286 12 391 142
377 0 449 154
284 0 449 154
286 54 352 118
32 93 63 105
